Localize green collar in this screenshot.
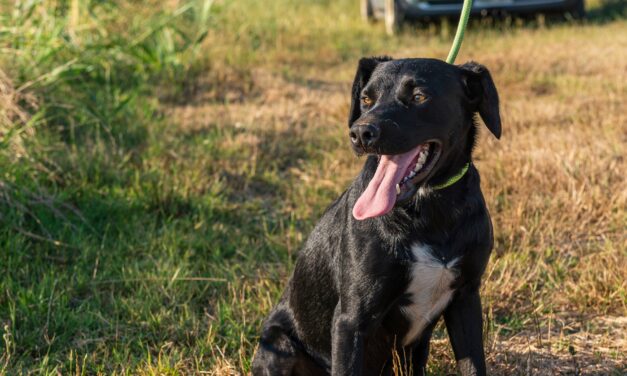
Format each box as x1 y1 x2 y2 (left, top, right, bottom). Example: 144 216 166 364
432 163 470 190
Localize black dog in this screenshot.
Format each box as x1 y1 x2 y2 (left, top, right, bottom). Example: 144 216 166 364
252 57 501 375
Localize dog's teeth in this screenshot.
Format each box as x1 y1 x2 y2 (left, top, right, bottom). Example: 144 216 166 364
414 161 424 172
396 184 401 195
411 146 431 174
414 160 422 170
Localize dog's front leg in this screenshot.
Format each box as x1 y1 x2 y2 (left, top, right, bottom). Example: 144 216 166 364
331 308 365 376
443 288 487 376
331 278 395 376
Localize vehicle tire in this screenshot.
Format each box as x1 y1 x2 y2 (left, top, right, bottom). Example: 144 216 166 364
385 0 404 35
567 0 586 19
361 0 374 22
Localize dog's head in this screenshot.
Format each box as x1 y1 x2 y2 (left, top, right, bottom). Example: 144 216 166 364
348 57 501 220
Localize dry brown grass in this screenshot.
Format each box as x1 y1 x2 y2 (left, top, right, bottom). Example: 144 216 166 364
169 17 627 374
0 68 37 158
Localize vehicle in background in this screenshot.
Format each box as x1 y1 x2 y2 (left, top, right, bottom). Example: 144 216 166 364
361 0 585 34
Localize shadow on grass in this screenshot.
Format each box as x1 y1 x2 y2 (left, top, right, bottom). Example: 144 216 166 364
159 67 258 106
177 119 324 205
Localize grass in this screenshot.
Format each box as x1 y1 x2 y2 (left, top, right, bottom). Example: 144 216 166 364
0 0 626 374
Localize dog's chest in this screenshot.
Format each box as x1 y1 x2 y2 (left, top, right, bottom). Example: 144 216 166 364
399 243 460 346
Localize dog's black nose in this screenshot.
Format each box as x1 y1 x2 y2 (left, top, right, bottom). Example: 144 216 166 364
350 124 380 148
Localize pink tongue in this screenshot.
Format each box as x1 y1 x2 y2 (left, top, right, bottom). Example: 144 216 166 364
352 151 418 220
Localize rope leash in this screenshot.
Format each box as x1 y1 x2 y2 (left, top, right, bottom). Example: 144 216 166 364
446 0 473 63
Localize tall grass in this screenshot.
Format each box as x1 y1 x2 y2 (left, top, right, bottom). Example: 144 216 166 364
3 0 211 149
0 2 216 371
0 0 211 239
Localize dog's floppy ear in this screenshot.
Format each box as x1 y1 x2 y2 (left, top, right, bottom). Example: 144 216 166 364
348 56 393 127
459 61 502 139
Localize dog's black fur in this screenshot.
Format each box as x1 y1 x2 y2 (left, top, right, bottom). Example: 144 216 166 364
252 57 501 375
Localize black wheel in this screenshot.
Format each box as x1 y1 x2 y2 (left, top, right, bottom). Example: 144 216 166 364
361 0 374 22
567 0 586 19
385 0 404 35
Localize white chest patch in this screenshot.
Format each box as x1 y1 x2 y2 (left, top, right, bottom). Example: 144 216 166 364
400 243 460 346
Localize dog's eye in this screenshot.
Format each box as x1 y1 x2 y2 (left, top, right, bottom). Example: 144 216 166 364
361 96 372 106
413 93 427 104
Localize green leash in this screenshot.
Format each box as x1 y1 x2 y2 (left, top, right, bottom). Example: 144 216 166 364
428 0 473 190
446 0 473 64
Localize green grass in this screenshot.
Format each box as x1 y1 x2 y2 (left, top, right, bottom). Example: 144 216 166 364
1 0 626 374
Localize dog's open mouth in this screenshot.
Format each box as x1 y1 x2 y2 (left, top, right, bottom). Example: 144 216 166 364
352 141 442 220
